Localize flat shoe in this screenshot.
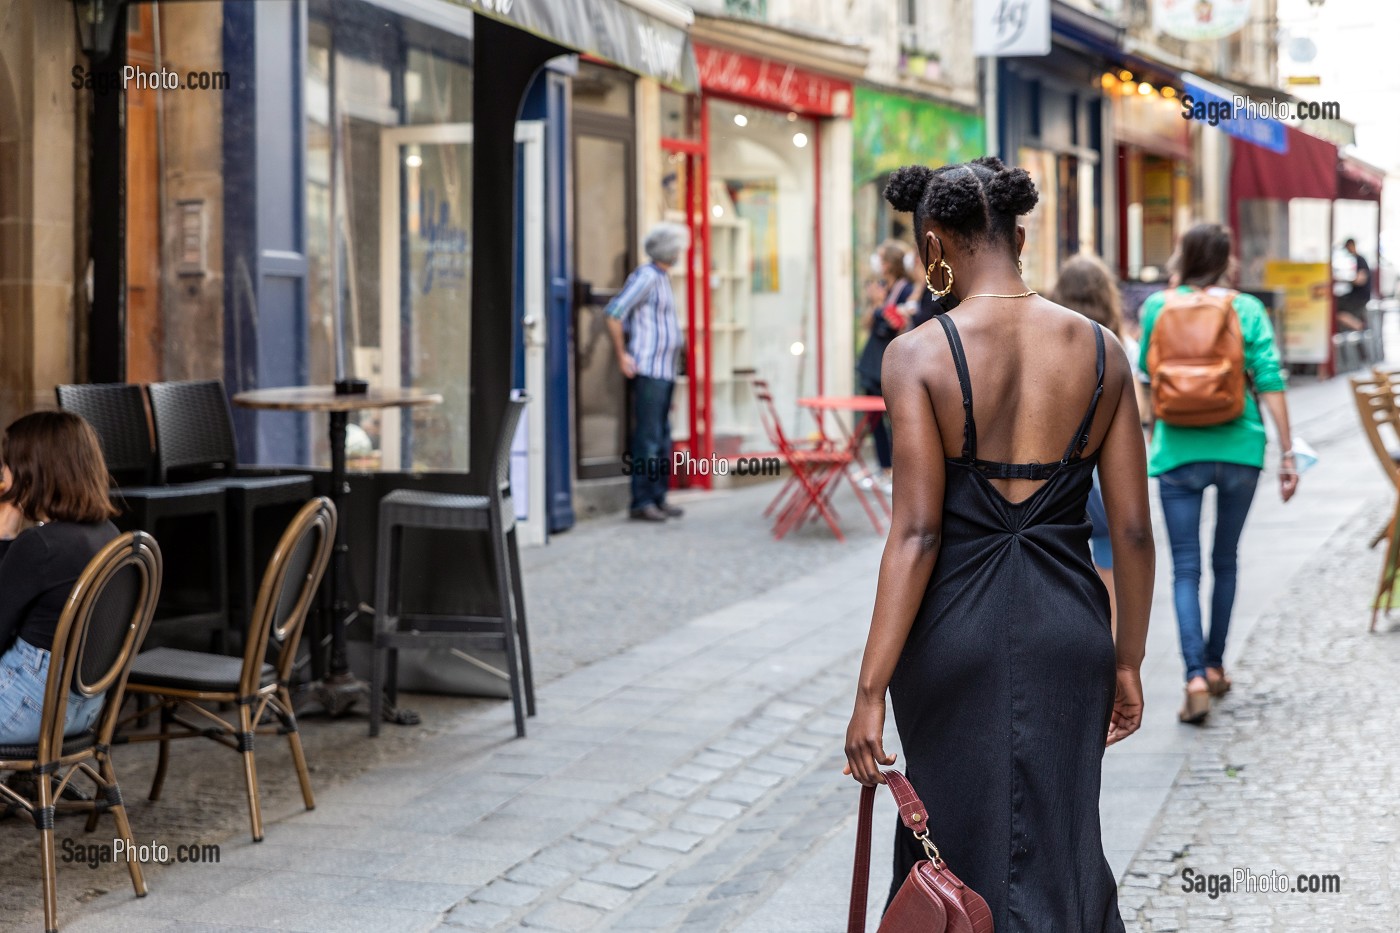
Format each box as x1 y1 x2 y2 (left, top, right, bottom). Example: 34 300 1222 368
1206 670 1232 697
1178 688 1210 724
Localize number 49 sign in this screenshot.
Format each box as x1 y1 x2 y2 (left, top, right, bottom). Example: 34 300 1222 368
972 0 1052 57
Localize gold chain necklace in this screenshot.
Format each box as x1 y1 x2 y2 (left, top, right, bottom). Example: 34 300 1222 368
960 290 1038 300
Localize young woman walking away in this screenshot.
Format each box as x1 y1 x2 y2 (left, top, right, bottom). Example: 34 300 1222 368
844 157 1154 932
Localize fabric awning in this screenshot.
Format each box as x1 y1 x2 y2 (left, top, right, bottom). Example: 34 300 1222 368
361 0 700 91
1339 155 1385 202
1230 124 1338 202
462 0 697 90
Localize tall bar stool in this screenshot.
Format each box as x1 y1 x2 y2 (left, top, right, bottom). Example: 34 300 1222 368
370 395 535 737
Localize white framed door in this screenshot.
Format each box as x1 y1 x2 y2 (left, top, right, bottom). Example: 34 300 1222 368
515 121 547 546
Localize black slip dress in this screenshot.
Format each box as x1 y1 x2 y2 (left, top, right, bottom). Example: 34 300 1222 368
887 314 1124 932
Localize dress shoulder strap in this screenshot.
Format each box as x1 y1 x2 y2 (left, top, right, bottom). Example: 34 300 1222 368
1062 321 1107 463
935 314 977 460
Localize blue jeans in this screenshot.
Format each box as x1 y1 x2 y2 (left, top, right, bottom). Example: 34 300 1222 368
1086 470 1112 570
0 638 106 744
630 375 674 511
1157 462 1261 683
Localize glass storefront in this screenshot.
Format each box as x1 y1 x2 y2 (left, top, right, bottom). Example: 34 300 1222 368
706 99 819 445
305 2 475 471
1018 147 1095 294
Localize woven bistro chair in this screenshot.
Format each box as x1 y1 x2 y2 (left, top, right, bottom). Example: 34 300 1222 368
119 497 335 842
370 395 535 738
0 531 162 933
146 380 315 647
56 383 229 642
1353 372 1400 629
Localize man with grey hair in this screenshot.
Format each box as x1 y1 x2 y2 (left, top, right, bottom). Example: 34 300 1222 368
607 222 689 521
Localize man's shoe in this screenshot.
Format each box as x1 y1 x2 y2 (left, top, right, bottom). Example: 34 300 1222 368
660 503 684 518
629 505 668 522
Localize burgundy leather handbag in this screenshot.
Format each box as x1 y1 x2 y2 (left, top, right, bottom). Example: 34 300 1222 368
848 770 994 933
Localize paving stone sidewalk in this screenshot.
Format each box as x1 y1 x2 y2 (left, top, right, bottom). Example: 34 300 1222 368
49 543 886 933
1121 500 1400 932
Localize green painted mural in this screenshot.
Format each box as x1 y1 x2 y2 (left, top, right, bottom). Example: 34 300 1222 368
852 87 986 184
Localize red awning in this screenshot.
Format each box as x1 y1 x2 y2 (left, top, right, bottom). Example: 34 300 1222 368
1338 155 1385 202
1230 124 1338 202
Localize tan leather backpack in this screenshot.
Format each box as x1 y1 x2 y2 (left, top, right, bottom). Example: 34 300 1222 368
1146 287 1247 427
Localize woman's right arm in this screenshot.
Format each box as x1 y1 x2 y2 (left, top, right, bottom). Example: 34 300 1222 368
1097 342 1155 745
844 335 945 786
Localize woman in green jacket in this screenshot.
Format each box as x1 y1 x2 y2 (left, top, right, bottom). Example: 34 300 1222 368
1140 224 1299 724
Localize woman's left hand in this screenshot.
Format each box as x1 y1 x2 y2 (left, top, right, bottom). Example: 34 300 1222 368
1106 665 1143 746
843 694 897 786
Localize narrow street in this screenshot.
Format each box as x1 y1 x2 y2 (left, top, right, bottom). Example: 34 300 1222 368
14 369 1389 933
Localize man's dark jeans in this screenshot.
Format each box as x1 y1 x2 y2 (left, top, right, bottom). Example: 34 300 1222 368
630 375 674 511
1158 461 1261 683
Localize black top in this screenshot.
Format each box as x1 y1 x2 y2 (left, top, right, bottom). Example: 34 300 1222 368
1342 253 1372 313
0 521 120 653
856 278 915 386
887 313 1123 931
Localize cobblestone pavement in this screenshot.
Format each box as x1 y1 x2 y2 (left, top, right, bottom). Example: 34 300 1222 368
0 476 882 932
1121 500 1400 932
49 545 886 933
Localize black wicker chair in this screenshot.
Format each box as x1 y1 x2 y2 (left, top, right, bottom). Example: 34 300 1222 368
370 395 535 738
56 383 229 642
146 380 315 647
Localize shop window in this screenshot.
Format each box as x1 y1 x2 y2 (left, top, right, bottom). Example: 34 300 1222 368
708 100 819 449
573 62 634 118
122 1 230 386
306 5 475 472
660 87 699 142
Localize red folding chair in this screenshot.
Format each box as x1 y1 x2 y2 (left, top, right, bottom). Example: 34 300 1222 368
755 382 852 541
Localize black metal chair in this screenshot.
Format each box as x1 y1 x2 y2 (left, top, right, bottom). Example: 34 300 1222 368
146 380 315 647
56 383 229 642
0 531 163 933
370 395 535 738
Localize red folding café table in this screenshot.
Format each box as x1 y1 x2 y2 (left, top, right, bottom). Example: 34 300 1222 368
795 395 891 537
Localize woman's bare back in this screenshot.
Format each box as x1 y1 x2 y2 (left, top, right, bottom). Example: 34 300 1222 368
901 295 1129 504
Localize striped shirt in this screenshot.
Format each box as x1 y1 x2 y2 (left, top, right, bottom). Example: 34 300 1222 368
606 263 682 382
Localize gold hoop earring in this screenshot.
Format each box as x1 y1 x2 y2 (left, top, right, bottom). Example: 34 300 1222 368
926 260 954 298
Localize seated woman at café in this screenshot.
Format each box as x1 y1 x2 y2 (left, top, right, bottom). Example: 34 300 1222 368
0 411 120 744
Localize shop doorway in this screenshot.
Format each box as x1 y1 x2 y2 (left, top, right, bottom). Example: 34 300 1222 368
571 114 636 481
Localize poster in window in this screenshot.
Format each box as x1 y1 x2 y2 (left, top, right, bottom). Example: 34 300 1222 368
728 179 779 293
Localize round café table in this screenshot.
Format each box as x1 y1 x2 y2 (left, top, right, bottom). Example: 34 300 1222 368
233 385 442 722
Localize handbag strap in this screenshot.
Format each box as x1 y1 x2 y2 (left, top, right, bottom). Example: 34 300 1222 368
848 770 934 933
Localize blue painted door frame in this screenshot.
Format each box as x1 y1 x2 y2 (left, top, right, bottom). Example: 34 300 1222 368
521 67 576 534
222 0 309 465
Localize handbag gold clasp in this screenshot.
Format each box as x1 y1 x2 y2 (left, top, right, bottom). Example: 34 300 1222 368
913 829 944 869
